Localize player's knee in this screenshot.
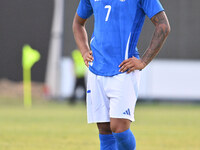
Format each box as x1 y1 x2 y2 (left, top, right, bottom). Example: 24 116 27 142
110 118 131 133
97 123 112 134
110 124 125 133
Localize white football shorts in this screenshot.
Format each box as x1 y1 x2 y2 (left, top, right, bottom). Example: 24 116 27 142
86 70 141 123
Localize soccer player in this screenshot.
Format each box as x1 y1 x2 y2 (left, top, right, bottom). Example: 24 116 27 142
73 0 170 149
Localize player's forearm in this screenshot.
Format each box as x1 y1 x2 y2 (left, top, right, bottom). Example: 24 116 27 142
141 11 170 66
73 17 90 56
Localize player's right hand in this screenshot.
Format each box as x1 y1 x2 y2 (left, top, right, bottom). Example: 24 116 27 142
82 50 94 67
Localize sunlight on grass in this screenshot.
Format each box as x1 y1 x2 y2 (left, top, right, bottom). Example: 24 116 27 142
0 98 199 150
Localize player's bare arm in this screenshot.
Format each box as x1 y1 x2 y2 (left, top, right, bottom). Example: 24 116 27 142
73 13 94 67
119 11 170 73
142 11 171 66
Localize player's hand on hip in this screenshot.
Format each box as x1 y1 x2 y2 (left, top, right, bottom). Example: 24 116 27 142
83 50 94 67
119 56 146 73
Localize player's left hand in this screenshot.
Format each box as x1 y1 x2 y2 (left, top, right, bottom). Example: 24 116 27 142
119 56 146 73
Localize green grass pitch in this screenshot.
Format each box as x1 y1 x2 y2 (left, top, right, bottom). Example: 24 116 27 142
0 98 200 150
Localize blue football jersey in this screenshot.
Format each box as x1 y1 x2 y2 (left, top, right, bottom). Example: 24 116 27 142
77 0 164 76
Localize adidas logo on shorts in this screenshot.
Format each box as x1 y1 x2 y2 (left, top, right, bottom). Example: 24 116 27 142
123 108 131 116
87 90 91 93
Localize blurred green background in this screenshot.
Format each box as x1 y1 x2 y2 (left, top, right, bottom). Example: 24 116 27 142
0 98 199 150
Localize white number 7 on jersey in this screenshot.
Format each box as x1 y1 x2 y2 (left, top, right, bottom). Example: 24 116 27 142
105 5 111 22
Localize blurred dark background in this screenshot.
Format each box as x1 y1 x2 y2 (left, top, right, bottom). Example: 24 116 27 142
0 0 199 82
0 0 54 81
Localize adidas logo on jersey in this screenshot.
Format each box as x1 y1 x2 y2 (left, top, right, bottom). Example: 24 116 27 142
123 108 131 116
94 0 101 2
120 0 126 2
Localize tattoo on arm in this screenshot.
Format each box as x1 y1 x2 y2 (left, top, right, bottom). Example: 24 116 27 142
141 11 170 66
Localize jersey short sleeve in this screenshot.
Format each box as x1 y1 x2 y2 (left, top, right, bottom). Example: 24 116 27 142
139 0 164 19
77 0 93 19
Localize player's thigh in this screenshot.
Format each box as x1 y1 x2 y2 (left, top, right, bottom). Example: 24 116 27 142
108 70 141 122
87 70 110 123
